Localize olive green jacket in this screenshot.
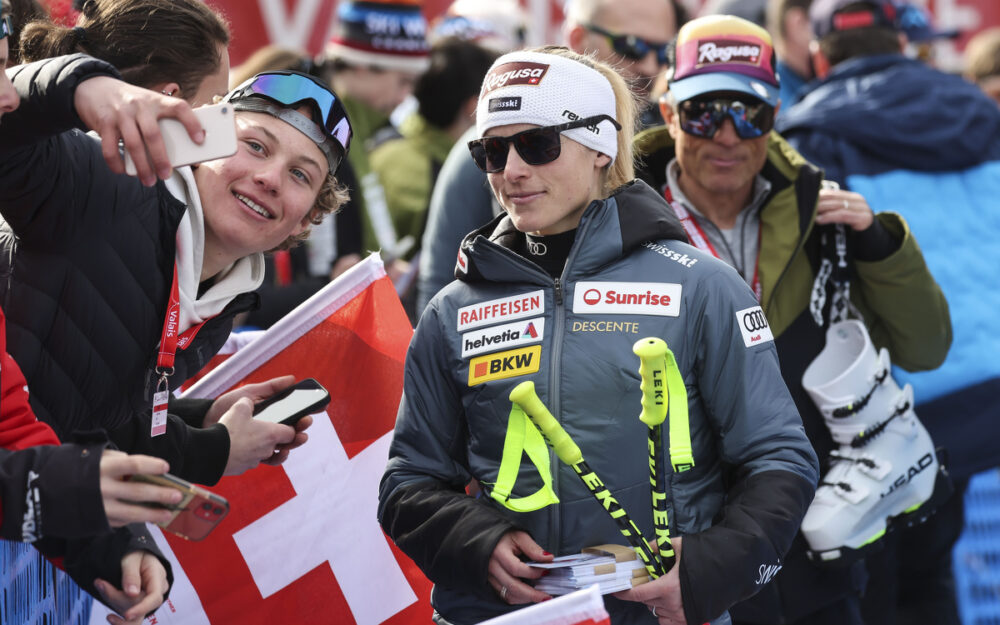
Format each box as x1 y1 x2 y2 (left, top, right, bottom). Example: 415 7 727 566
635 124 951 621
370 112 455 261
634 126 950 372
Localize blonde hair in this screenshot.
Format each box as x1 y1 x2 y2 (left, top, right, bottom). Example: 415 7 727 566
965 27 1000 83
528 45 639 196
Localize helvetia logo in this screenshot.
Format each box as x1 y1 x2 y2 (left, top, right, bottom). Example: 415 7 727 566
461 318 545 358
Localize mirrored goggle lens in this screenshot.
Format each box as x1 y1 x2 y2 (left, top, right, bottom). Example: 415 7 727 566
468 128 562 173
0 16 12 40
679 98 774 139
236 73 352 152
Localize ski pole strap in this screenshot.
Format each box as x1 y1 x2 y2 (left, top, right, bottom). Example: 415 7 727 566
664 348 694 473
489 403 560 512
633 337 693 473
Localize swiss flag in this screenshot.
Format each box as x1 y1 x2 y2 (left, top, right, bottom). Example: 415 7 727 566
92 255 432 624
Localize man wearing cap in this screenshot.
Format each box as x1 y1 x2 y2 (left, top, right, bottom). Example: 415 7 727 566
635 14 949 625
564 0 681 110
321 0 430 266
777 2 1000 624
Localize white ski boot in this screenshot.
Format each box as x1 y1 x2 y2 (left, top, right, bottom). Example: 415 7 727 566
800 320 951 564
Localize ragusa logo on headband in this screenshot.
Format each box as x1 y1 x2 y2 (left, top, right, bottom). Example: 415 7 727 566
481 62 549 97
697 39 761 65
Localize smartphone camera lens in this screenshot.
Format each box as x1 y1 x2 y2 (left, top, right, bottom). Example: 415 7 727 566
202 502 213 510
214 507 224 515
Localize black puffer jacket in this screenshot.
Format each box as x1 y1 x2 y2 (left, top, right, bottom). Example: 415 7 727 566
0 54 257 485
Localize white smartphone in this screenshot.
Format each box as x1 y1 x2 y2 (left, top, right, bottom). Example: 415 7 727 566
123 102 237 176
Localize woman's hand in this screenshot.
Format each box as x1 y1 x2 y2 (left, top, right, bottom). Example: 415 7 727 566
487 530 553 605
73 76 204 186
95 550 169 625
613 537 685 624
99 450 182 527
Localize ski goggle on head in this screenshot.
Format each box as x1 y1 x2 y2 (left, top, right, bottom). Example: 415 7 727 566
0 16 13 40
676 96 775 140
468 114 621 173
583 23 670 65
224 71 353 175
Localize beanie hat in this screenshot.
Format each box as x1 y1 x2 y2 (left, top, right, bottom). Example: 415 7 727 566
325 0 430 73
475 51 619 163
431 0 528 53
667 15 780 107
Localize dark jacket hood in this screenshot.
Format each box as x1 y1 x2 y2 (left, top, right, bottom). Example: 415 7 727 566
776 54 1000 172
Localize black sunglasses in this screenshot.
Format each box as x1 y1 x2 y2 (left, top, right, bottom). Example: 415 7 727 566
677 97 775 140
468 115 621 173
583 23 669 65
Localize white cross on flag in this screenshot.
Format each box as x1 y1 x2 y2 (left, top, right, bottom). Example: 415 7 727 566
92 254 432 624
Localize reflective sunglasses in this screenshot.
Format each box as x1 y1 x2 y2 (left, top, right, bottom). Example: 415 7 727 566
677 97 775 140
467 115 621 173
0 16 12 41
583 23 669 65
225 71 353 172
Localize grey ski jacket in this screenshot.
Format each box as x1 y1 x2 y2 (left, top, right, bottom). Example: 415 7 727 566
379 180 818 625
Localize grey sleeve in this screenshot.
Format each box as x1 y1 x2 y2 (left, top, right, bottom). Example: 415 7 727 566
676 266 819 624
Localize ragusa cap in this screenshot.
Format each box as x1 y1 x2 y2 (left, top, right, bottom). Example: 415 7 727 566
667 14 780 107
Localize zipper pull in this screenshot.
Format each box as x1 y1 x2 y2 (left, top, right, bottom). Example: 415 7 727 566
554 277 563 306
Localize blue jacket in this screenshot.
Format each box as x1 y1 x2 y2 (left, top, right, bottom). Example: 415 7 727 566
777 54 1000 479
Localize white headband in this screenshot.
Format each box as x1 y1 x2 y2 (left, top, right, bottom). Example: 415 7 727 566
475 51 619 163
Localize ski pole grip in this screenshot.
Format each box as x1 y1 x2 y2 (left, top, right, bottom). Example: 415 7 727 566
633 337 669 427
510 381 582 466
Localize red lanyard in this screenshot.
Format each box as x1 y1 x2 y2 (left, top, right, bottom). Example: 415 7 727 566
663 186 762 301
151 263 207 436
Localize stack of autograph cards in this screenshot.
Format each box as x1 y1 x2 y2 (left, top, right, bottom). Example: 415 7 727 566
529 544 650 595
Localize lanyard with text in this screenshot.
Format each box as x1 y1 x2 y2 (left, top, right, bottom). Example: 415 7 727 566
152 264 207 437
662 186 762 301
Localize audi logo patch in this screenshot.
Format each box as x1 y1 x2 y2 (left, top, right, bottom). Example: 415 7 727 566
736 306 774 347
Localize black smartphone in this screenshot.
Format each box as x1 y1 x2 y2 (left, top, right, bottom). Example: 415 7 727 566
127 473 229 541
251 378 330 426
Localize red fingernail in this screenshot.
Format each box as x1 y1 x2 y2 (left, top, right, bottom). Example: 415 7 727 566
541 570 550 576
542 596 552 601
542 551 552 556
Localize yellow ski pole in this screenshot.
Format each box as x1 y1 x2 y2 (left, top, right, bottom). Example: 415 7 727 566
509 381 665 578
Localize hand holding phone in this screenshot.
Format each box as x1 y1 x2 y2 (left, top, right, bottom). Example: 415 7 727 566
123 102 237 176
126 473 229 541
252 378 330 426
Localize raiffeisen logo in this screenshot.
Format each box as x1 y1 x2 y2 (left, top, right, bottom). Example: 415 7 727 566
480 62 549 96
457 290 544 331
572 282 682 317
